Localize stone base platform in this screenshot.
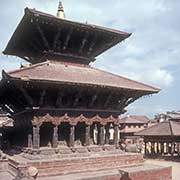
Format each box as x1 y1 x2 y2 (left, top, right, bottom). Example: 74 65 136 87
22 145 118 160
2 151 172 180
8 151 143 177
39 164 172 180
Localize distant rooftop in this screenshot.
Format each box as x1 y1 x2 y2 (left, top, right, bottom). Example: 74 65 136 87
120 115 150 124
135 120 180 136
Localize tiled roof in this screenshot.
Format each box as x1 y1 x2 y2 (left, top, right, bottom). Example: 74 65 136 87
3 8 131 64
120 115 150 124
27 8 130 36
135 121 180 136
5 61 160 93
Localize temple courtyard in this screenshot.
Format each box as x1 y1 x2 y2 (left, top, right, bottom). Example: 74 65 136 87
145 158 180 180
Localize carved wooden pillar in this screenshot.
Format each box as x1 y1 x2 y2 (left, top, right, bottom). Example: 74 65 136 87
171 142 174 156
177 142 180 156
114 124 119 148
69 125 75 147
28 134 33 148
153 142 155 154
166 143 169 154
105 124 110 144
151 142 154 154
53 126 58 148
161 143 164 154
85 124 90 146
157 142 159 154
0 132 2 150
93 124 98 145
144 142 147 155
99 124 105 146
33 125 40 149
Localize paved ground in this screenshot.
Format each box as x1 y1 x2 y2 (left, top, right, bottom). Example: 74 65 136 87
145 158 180 180
0 171 13 180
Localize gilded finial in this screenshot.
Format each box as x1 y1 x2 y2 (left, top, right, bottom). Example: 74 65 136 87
57 1 65 19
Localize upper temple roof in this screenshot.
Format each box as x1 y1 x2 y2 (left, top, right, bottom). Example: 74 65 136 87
3 7 131 64
2 61 160 94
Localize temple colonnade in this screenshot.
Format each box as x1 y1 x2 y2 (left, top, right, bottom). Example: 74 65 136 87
30 113 120 150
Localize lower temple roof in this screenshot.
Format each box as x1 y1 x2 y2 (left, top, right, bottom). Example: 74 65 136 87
3 60 160 94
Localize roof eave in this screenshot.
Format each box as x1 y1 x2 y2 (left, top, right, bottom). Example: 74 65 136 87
2 71 159 95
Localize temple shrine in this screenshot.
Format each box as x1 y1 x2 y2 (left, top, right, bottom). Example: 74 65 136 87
0 2 172 180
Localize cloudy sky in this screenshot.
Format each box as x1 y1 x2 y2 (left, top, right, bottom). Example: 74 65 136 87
0 0 180 117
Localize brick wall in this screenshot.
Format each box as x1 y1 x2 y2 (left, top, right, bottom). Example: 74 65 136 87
121 166 172 180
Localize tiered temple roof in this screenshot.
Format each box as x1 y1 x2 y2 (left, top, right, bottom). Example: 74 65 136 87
3 61 159 94
0 4 160 119
3 8 131 64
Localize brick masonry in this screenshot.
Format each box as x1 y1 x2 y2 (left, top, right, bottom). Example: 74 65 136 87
7 153 172 180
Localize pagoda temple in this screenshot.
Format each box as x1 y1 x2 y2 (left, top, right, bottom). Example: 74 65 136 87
0 2 172 180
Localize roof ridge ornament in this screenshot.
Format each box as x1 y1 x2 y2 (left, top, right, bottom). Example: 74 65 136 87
57 1 65 19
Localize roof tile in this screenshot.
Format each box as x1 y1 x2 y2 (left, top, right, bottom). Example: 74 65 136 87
6 61 160 93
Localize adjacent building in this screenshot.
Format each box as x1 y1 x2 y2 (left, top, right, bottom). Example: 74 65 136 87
120 115 149 144
136 120 180 157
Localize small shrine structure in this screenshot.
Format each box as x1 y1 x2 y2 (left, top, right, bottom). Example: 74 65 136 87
136 120 180 157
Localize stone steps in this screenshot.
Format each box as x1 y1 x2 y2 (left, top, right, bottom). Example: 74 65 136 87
27 153 143 177
38 164 172 180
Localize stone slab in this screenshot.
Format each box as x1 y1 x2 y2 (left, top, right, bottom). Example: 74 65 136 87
38 164 172 180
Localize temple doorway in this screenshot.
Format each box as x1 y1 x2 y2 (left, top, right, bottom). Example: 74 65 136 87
40 122 54 147
58 122 70 146
75 122 86 146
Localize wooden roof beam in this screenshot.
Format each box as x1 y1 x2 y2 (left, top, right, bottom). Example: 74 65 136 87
4 93 24 112
123 96 140 108
89 93 98 108
63 29 73 51
1 104 13 115
117 96 128 110
79 32 89 54
53 28 62 50
56 91 64 107
36 23 50 50
20 88 34 106
73 91 82 107
104 93 112 108
29 41 42 53
39 89 46 106
87 35 97 56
